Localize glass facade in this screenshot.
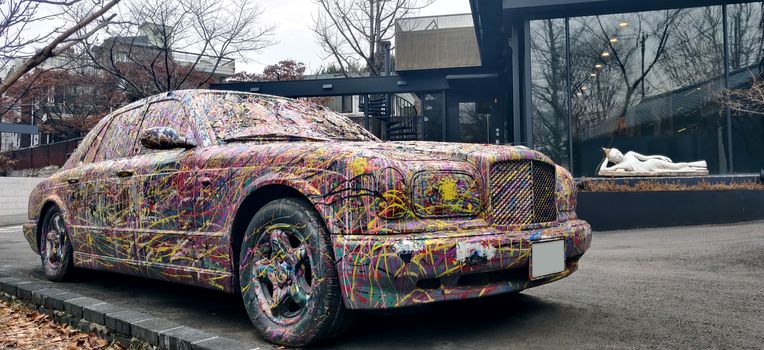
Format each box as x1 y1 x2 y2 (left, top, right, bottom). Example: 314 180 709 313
530 3 764 176
728 3 764 173
458 101 492 143
422 92 445 141
530 18 570 168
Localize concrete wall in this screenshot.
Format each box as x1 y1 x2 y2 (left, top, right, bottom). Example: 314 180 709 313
0 177 44 226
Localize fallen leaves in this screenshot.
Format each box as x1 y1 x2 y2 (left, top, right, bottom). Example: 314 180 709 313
0 299 123 350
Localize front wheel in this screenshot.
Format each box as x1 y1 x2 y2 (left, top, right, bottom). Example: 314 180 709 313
238 198 348 347
40 207 74 281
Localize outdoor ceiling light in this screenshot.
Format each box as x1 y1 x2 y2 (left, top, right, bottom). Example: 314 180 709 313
601 51 610 57
610 37 618 43
595 63 603 69
590 73 597 77
619 21 628 27
581 85 588 91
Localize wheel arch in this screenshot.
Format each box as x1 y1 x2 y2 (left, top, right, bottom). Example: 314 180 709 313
229 183 326 279
36 198 65 250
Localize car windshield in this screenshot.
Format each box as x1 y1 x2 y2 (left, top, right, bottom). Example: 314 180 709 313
204 92 379 142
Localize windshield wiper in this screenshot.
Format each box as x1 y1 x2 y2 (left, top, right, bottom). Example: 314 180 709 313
221 133 331 143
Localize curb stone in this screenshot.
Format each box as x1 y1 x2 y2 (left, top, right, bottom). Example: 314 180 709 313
0 275 261 350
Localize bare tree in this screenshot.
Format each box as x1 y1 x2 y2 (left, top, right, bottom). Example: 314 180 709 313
530 19 568 163
0 0 119 95
78 0 274 100
722 74 764 117
312 0 432 76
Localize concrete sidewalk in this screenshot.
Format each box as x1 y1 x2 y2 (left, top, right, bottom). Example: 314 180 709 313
2 221 763 349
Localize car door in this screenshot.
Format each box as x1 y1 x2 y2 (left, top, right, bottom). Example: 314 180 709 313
129 99 210 282
71 106 145 273
60 117 109 231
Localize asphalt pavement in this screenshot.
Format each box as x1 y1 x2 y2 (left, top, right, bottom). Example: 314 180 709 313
0 222 762 349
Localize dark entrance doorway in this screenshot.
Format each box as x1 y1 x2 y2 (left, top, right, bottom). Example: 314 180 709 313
447 91 503 143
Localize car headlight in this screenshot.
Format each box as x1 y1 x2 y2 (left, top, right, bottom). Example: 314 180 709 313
376 167 408 219
411 171 482 218
555 165 577 220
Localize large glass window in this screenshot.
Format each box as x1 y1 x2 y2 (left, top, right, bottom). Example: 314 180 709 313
727 3 764 173
571 7 728 176
530 18 570 167
458 101 491 143
530 6 729 176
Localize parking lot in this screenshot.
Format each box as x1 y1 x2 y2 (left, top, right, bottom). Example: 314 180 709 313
1 221 762 349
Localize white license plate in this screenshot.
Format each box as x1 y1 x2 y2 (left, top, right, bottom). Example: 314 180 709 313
530 240 565 279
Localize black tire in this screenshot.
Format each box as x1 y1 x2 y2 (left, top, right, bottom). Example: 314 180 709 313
238 197 348 347
39 206 74 281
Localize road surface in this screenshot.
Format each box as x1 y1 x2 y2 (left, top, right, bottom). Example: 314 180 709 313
1 222 762 349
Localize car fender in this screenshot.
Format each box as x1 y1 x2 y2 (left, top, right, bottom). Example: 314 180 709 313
232 172 343 235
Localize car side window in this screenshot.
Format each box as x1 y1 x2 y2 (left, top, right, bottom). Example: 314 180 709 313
81 118 112 164
92 107 143 162
136 100 196 155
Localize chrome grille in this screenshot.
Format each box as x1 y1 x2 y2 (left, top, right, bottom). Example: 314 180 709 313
489 160 557 226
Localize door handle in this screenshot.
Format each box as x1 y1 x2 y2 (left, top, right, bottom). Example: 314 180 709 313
114 169 134 178
66 177 80 184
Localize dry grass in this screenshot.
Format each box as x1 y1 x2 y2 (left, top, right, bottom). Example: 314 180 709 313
578 178 764 192
0 299 124 350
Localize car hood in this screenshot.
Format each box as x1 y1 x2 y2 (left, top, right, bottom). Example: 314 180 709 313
353 141 554 167
199 140 556 178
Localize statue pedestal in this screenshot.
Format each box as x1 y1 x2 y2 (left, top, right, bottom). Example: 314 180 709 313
597 169 709 177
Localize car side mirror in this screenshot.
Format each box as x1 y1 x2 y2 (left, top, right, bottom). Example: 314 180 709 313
140 126 197 150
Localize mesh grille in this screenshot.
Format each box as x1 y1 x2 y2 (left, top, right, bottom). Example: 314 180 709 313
531 162 558 223
489 161 557 226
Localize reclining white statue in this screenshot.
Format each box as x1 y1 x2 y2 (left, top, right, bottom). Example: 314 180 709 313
598 148 708 176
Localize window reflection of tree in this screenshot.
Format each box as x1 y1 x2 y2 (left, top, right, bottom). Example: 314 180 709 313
532 5 764 175
458 102 490 143
727 3 764 173
530 19 569 165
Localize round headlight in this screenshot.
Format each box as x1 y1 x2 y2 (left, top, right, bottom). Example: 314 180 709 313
411 171 482 218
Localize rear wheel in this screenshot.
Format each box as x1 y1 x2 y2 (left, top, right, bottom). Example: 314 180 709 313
238 198 348 347
40 207 74 281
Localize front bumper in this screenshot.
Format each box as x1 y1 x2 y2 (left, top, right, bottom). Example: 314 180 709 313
332 219 591 310
22 221 39 254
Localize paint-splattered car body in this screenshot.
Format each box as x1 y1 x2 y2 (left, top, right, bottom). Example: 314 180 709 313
23 90 591 310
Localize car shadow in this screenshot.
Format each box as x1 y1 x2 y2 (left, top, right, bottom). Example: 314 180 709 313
36 267 576 349
327 293 577 349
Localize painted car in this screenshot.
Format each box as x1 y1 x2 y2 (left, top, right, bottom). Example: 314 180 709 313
23 90 591 346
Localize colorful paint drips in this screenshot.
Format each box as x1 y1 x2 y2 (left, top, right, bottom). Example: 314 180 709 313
22 89 591 313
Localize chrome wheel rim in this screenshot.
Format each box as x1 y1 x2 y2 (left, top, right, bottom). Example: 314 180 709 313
248 225 313 322
43 213 67 270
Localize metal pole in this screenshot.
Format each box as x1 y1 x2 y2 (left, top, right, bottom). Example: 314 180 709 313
383 41 391 76
565 17 573 171
722 5 734 173
442 90 447 141
363 94 369 130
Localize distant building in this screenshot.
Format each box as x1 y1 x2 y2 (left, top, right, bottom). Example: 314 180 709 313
96 23 236 77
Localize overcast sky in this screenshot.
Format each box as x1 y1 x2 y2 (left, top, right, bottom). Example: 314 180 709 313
242 0 473 74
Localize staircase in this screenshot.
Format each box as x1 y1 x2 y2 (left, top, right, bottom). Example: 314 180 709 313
359 95 420 141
